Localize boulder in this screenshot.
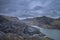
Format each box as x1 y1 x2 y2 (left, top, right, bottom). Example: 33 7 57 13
23 27 40 35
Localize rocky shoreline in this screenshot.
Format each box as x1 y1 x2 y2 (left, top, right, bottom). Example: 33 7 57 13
0 15 54 40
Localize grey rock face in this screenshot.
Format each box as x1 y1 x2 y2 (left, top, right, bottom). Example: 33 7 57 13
23 26 40 35
0 15 27 34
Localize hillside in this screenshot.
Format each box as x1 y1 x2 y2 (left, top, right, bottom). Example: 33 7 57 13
23 16 60 29
0 15 53 40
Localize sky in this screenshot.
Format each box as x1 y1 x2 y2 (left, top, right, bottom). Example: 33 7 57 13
0 0 60 18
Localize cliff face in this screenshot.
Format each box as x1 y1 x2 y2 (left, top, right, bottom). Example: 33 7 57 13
23 16 60 29
0 15 53 40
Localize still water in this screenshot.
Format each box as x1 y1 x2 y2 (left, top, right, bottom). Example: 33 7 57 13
31 25 60 40
40 27 60 40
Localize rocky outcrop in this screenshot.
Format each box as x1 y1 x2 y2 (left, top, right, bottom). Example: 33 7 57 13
0 15 53 40
0 15 27 35
23 27 40 35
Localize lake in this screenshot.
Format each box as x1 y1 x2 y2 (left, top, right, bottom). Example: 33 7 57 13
31 25 60 40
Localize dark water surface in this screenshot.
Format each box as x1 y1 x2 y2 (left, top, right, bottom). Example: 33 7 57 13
31 25 60 40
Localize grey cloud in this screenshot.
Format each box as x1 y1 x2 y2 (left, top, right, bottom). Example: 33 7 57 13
0 0 60 17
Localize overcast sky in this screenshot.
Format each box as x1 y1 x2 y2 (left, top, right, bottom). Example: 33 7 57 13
0 0 60 17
